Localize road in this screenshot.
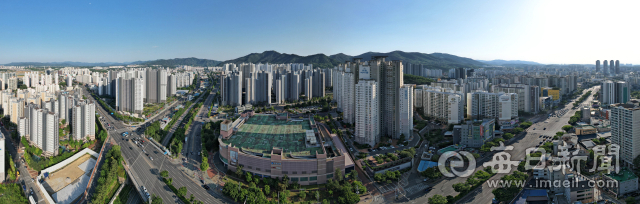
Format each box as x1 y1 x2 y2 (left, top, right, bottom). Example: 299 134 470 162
2 126 48 204
398 86 599 204
89 83 232 204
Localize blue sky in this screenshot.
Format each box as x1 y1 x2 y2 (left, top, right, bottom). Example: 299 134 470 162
1 0 638 64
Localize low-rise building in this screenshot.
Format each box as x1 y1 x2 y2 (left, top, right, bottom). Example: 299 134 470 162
453 119 495 148
604 168 638 196
574 125 597 136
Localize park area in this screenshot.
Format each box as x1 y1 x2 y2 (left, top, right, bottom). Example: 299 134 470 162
222 114 323 157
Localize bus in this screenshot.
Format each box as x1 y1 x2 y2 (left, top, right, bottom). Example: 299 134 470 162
29 195 36 204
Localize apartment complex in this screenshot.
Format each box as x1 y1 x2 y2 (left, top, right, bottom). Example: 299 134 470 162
492 84 540 114
467 91 518 127
601 80 630 106
414 86 464 124
72 100 96 140
354 79 379 147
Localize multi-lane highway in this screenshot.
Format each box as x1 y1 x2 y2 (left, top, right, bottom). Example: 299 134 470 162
88 83 232 204
398 86 599 204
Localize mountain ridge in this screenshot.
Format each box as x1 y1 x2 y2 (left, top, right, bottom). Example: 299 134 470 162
3 50 487 69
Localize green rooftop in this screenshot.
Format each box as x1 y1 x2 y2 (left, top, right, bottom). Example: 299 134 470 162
608 168 638 182
222 114 323 157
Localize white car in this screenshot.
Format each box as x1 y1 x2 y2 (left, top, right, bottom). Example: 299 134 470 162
149 157 153 161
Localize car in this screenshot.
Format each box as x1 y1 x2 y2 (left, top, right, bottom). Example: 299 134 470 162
543 128 546 130
203 185 210 190
149 157 153 160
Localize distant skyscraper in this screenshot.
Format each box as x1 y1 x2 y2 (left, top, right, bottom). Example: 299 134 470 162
596 60 601 73
616 60 620 74
604 60 609 74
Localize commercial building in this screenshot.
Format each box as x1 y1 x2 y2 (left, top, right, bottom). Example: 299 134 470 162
574 125 597 136
541 87 561 102
453 119 495 148
72 100 96 141
604 168 638 195
414 86 464 124
610 103 640 168
218 114 350 185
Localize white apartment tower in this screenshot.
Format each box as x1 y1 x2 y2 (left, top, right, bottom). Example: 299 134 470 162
414 86 464 124
72 100 96 140
355 65 380 147
611 104 640 168
398 85 414 138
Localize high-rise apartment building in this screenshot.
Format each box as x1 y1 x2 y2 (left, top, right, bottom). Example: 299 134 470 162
601 80 630 106
616 60 620 74
492 84 540 114
145 68 168 103
610 104 640 168
20 104 59 157
167 74 177 97
72 100 96 140
398 85 414 138
468 92 518 124
8 77 17 90
355 79 379 147
220 71 243 106
596 60 601 73
0 132 4 182
414 86 464 124
116 77 144 114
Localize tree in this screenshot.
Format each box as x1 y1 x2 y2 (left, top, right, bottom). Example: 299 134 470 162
151 194 163 204
453 183 470 193
246 172 253 183
264 185 270 195
626 197 636 204
335 167 343 181
315 191 320 201
235 165 243 176
166 178 173 185
178 186 187 197
160 170 169 178
429 194 448 204
562 125 573 132
300 190 307 200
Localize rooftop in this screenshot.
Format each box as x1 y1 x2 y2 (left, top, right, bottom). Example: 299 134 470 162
608 168 638 182
222 114 322 157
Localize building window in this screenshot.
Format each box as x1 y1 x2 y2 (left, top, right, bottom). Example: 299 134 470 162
310 176 317 181
248 166 252 169
301 177 308 181
302 171 307 174
293 171 297 174
312 170 318 173
327 174 333 179
283 171 288 174
291 177 299 182
256 168 261 171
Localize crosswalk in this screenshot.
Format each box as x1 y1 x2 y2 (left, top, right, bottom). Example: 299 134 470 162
404 183 430 196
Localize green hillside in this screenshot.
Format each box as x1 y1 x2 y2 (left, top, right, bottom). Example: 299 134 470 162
221 51 340 68
403 74 435 85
